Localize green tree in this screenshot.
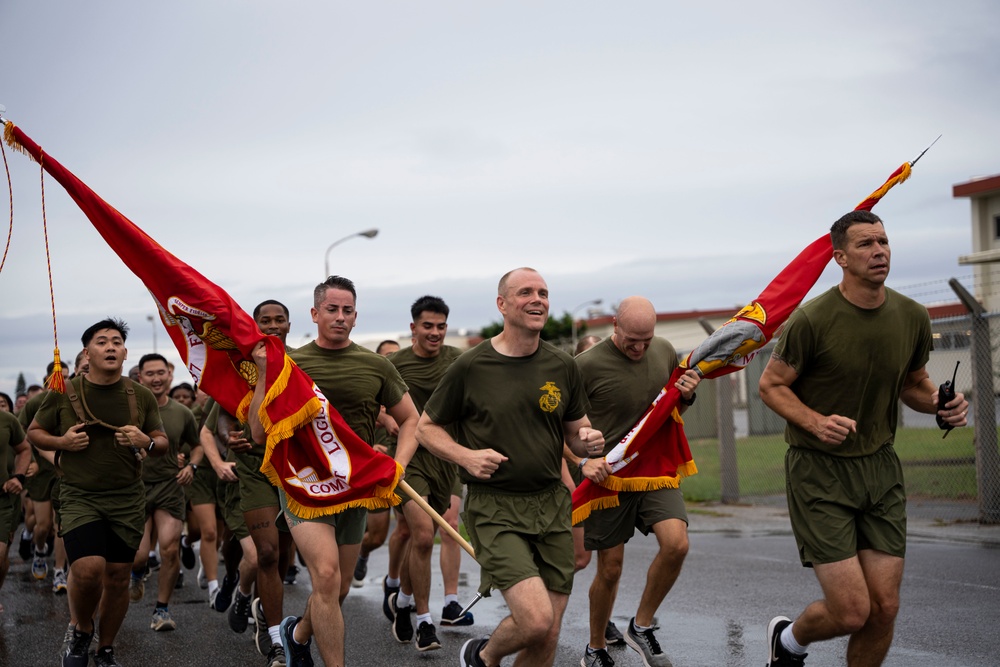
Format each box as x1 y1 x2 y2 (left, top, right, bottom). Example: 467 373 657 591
15 372 25 396
478 311 583 346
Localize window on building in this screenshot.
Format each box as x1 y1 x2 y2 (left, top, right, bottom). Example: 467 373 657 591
995 215 1000 239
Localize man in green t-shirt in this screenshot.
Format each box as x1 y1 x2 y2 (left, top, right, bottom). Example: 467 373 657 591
759 210 969 667
0 410 31 614
268 275 419 667
129 353 202 633
417 267 604 667
575 296 701 667
29 318 167 667
384 295 466 652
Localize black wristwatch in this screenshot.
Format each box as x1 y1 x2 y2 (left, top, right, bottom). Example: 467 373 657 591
14 473 26 485
680 392 697 406
146 438 156 453
189 463 198 472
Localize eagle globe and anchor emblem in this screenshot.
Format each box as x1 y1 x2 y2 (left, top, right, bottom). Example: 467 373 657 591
538 381 562 413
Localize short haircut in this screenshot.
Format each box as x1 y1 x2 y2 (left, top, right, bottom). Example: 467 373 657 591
81 317 129 347
139 353 169 372
410 295 449 321
376 339 400 355
169 382 194 397
46 360 56 376
575 335 602 356
26 385 43 393
253 299 289 320
497 267 538 297
313 275 357 308
830 210 883 250
74 349 86 368
0 392 12 410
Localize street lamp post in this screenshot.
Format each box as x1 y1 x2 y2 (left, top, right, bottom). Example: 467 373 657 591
571 298 603 351
323 228 380 278
147 314 158 353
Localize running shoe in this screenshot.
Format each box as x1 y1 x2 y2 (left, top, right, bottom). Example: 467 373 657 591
381 575 399 622
197 563 208 589
18 531 33 561
128 573 144 603
351 553 368 588
415 621 441 651
150 607 177 632
148 552 161 571
92 646 124 667
389 592 413 643
61 624 93 667
229 590 252 633
624 617 669 667
52 568 68 594
180 535 196 570
284 564 299 585
605 620 626 646
440 600 474 626
174 569 185 589
32 551 49 580
280 616 315 667
459 636 489 667
265 642 287 667
253 597 269 655
766 616 807 666
582 646 616 667
214 570 240 612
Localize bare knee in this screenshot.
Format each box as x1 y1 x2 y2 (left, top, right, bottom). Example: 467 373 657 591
309 561 341 597
517 607 555 645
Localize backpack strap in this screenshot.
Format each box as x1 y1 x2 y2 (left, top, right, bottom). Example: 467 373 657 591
122 377 140 426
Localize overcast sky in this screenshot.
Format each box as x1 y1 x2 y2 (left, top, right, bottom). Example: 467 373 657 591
2 1 998 392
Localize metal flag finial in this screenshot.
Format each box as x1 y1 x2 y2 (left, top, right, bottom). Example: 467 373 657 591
909 134 942 167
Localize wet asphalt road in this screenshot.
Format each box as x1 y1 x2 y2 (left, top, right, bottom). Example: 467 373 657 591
1 524 998 666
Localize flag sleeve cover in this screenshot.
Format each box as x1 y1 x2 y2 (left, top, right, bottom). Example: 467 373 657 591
3 121 401 518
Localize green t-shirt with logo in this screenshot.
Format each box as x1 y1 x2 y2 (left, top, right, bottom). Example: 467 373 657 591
291 341 408 444
34 376 163 492
575 336 678 455
19 390 56 476
424 339 589 493
143 398 200 483
774 286 932 457
0 411 26 486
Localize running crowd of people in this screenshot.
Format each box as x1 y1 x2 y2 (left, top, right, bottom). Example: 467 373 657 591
0 211 971 667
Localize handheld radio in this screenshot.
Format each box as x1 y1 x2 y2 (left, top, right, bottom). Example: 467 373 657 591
936 361 960 439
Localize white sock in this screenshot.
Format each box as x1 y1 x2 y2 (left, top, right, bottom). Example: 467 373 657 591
268 625 281 646
35 544 49 557
208 580 219 596
149 550 157 560
22 529 32 540
397 591 414 609
781 624 808 655
633 619 652 632
386 576 401 588
444 593 459 605
416 612 432 627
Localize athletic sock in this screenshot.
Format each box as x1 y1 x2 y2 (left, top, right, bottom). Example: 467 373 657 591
386 576 401 588
633 620 652 632
155 601 168 611
780 623 808 655
397 591 414 609
444 593 459 605
268 625 281 645
208 580 219 596
416 612 432 627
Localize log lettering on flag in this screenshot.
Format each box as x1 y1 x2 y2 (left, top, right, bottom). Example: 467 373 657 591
3 120 401 519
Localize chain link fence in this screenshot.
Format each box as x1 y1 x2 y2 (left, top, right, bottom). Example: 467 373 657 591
677 310 1000 525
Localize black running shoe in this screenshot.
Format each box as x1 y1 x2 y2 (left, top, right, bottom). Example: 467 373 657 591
766 616 807 666
415 621 441 652
440 600 475 626
381 575 399 622
214 571 240 612
18 531 33 561
280 616 315 667
265 642 286 667
180 536 196 570
284 564 299 585
229 590 252 633
605 620 626 646
459 637 489 667
92 646 123 667
148 553 161 571
389 592 413 643
352 553 368 587
582 646 616 667
62 625 93 667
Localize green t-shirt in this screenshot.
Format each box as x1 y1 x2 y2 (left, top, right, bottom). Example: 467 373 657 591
774 286 932 457
423 339 589 493
143 398 200 483
291 341 408 445
34 376 163 492
576 336 678 454
390 344 463 477
19 390 56 476
203 398 255 459
0 411 27 486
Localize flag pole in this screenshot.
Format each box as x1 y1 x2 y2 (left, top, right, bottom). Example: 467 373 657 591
397 480 475 559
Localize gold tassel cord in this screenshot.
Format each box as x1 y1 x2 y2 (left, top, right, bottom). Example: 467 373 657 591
0 131 12 275
36 152 65 394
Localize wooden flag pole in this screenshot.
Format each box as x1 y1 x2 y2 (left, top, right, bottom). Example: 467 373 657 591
397 479 475 559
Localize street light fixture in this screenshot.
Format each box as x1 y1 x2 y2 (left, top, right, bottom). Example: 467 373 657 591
323 228 380 279
571 298 603 351
146 314 158 353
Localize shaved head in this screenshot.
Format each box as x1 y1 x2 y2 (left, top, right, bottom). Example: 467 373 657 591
498 267 540 297
613 296 656 361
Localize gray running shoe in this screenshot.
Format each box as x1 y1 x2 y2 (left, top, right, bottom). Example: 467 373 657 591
581 646 616 667
61 625 93 667
605 620 626 646
52 568 68 594
92 646 124 667
150 607 177 632
265 642 286 667
624 617 669 667
253 597 269 655
766 616 807 666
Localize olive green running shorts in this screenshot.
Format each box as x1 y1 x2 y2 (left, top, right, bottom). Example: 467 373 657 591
143 478 187 522
278 489 367 545
583 486 688 552
463 482 574 597
0 493 22 544
786 444 907 567
58 481 146 551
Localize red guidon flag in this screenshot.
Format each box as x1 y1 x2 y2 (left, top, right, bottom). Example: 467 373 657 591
572 161 917 524
4 121 401 519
